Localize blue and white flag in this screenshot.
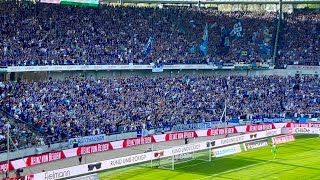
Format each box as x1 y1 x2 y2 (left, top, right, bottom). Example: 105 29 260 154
230 22 243 38
200 23 208 56
143 37 153 55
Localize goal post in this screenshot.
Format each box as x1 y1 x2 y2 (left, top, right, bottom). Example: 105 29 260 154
152 145 211 170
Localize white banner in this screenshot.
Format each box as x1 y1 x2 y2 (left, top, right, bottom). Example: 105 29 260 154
292 127 320 134
212 144 242 157
164 143 207 157
104 152 152 169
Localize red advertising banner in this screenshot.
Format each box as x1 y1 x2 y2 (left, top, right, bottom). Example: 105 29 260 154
206 127 237 136
26 151 66 166
122 136 156 148
286 123 320 128
3 175 34 180
165 131 198 141
246 124 275 132
77 142 113 155
272 134 295 145
0 161 14 172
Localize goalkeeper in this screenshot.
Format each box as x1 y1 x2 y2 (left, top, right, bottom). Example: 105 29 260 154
271 143 277 159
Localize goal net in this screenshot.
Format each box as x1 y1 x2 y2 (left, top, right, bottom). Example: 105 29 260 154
151 144 211 170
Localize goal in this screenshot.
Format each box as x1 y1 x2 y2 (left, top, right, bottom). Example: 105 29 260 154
151 144 211 170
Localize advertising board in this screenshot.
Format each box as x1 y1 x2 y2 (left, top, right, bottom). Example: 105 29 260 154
243 140 269 151
212 144 242 157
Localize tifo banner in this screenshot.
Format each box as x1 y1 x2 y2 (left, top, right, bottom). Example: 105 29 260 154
292 127 320 134
212 144 242 157
165 131 198 141
68 134 106 147
122 136 156 148
272 134 295 145
26 151 66 166
243 139 269 151
286 123 320 128
246 124 275 132
206 127 237 136
77 142 113 156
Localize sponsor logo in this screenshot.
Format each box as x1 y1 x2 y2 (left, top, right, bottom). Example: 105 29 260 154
206 141 215 148
250 133 257 139
110 154 147 167
171 144 201 155
154 151 164 158
124 136 154 147
68 134 105 146
87 162 101 172
294 128 311 134
220 136 245 145
28 152 65 166
265 129 279 137
166 131 197 141
247 124 274 132
244 140 268 151
212 144 242 157
44 170 71 180
208 127 236 136
78 143 110 155
272 134 295 145
174 153 193 160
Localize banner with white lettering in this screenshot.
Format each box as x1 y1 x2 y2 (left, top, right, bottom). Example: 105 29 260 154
286 123 320 128
68 134 106 147
272 134 295 145
243 139 268 151
122 136 156 148
246 124 275 132
26 151 66 166
206 127 237 136
76 142 113 156
165 131 198 141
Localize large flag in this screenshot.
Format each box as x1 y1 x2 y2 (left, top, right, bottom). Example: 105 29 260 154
200 23 208 56
143 37 153 56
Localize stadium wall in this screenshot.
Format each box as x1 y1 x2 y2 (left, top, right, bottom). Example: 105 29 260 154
5 123 319 173
18 128 285 180
8 68 320 82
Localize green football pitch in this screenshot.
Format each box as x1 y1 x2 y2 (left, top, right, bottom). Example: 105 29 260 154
99 135 320 180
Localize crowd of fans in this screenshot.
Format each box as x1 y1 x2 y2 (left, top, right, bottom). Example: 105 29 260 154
0 75 319 151
277 12 320 67
0 2 318 67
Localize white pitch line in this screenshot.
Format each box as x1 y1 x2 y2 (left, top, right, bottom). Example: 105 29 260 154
196 159 274 180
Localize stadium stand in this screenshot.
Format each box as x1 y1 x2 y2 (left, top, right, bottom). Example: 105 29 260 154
0 75 319 152
0 3 318 67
